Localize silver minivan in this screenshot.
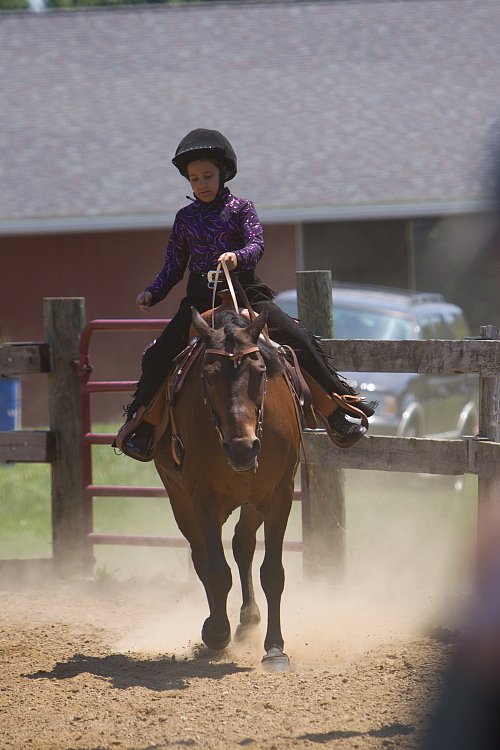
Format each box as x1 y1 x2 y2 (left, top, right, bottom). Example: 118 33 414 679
275 284 478 438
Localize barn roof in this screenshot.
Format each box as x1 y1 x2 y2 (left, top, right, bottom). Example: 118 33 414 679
1 0 500 234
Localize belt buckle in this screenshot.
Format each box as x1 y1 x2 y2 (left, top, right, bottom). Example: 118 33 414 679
206 269 219 289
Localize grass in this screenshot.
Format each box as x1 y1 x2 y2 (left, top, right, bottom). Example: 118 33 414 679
0 423 478 590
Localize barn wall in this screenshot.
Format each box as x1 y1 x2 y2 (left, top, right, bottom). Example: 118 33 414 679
302 219 411 288
411 214 500 333
301 213 500 337
1 223 297 426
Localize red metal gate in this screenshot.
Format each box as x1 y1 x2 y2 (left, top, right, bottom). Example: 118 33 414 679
79 319 306 568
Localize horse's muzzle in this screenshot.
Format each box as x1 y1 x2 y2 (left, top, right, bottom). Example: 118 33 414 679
222 437 261 472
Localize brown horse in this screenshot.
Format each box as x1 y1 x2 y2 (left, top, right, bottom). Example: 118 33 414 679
154 305 301 670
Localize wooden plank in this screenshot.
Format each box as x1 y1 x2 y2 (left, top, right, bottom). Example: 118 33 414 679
302 461 345 581
3 337 500 377
322 338 500 375
297 271 344 582
469 440 500 479
0 430 57 463
476 326 500 515
297 270 334 339
44 297 86 576
0 342 51 376
303 432 470 475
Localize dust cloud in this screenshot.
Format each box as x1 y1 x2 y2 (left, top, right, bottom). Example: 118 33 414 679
104 479 475 671
1 471 476 673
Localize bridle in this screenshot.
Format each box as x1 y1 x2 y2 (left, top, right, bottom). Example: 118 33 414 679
200 259 268 464
201 345 267 454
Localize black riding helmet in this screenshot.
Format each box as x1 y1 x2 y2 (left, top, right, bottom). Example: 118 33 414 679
172 129 237 182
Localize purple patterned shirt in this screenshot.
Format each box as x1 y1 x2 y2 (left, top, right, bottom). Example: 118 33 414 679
146 188 264 305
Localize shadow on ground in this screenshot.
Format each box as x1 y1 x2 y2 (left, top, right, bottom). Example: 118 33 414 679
24 650 251 692
298 723 415 743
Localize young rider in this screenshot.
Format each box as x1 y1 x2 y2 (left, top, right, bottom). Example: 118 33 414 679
116 129 375 460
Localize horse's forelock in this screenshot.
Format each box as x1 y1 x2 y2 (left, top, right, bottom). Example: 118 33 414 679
214 308 248 330
211 309 284 377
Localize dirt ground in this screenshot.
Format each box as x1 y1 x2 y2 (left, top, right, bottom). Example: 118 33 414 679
0 571 457 750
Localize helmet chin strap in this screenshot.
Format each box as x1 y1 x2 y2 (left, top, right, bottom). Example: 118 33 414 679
187 184 226 205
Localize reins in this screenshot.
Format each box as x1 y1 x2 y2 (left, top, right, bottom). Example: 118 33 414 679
210 259 240 327
209 260 272 344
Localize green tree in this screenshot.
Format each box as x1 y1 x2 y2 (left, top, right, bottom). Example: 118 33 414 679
0 0 28 8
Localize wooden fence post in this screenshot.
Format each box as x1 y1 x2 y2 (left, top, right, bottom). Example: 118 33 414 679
477 324 500 520
43 298 86 576
297 271 346 582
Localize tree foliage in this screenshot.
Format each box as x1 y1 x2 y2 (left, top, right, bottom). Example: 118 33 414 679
0 0 28 9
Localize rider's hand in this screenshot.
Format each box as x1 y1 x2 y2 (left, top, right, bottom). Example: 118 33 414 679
218 252 238 271
136 291 152 311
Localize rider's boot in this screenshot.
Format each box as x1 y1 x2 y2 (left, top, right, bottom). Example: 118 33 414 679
301 370 375 448
324 408 366 448
123 421 155 462
113 402 157 462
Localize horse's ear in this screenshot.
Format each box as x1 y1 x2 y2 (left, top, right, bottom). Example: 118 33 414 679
245 306 268 343
191 307 212 337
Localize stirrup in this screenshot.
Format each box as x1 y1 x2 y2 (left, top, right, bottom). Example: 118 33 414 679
316 411 366 449
113 406 148 455
123 423 155 462
330 393 370 429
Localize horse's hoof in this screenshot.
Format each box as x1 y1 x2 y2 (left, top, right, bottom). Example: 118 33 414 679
234 622 259 643
235 611 261 643
261 646 290 672
202 621 231 652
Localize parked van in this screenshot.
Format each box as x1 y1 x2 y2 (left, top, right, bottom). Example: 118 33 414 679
275 284 478 439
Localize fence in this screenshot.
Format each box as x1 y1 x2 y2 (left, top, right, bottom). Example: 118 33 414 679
1 286 500 578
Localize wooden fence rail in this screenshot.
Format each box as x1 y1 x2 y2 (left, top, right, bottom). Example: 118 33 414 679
304 432 500 476
322 338 500 376
0 338 56 464
1 293 500 579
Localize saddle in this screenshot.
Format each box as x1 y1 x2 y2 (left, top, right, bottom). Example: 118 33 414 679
115 266 369 461
144 338 203 465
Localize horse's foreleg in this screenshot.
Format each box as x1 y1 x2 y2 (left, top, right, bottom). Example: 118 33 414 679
196 506 232 651
260 494 293 671
163 489 213 608
232 504 263 641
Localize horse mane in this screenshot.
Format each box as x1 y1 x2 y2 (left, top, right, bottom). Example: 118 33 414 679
212 308 284 378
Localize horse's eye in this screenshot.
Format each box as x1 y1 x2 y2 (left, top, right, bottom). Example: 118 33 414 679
248 353 265 371
203 362 220 384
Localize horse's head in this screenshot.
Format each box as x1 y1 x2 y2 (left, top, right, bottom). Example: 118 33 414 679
191 305 282 472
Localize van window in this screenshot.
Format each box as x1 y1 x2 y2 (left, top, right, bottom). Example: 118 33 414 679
334 307 414 340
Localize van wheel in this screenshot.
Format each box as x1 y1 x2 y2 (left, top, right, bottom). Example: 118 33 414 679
460 412 478 439
401 418 423 438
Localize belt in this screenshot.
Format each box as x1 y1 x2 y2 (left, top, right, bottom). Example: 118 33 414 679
191 270 244 292
194 270 242 280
